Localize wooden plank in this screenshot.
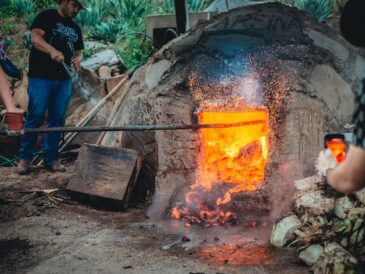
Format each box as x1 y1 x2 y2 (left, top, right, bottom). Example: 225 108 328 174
66 144 142 209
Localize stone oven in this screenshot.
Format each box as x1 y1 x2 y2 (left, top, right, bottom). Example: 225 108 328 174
100 3 365 223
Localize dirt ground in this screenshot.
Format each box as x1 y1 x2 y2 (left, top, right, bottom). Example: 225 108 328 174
0 165 309 274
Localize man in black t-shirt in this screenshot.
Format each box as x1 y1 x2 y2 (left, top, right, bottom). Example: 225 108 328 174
17 0 85 175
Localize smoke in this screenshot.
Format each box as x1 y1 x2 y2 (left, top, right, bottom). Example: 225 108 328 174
234 72 263 107
146 189 176 221
72 73 110 121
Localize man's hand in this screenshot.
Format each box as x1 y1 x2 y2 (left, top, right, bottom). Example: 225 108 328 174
50 49 64 63
71 55 82 68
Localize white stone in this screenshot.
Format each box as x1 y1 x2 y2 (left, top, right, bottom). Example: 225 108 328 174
81 49 119 71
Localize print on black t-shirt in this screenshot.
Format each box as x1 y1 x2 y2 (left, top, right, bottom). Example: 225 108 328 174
28 9 84 80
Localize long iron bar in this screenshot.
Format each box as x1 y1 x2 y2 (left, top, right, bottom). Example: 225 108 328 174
1 120 265 135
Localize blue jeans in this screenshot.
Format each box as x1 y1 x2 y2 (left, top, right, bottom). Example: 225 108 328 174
19 77 72 165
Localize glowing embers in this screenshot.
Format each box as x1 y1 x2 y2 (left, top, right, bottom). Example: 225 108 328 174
172 109 269 226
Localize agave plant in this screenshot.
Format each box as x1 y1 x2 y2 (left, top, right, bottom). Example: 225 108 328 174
330 0 348 12
154 0 214 13
25 12 36 28
189 0 213 11
106 0 149 25
11 0 36 17
74 0 109 32
294 0 332 22
36 0 57 9
89 19 127 43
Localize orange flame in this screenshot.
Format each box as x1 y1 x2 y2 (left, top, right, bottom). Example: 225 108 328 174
171 107 269 226
197 110 269 192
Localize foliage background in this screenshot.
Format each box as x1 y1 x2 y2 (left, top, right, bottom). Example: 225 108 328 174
0 0 348 69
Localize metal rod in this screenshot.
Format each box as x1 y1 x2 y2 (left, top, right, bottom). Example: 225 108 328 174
1 120 265 135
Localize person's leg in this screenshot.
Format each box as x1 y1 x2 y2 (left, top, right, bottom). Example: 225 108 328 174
18 77 52 162
0 66 21 113
43 79 72 165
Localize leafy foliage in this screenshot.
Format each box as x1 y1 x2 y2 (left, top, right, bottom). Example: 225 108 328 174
113 32 153 69
35 0 56 9
5 36 15 48
106 0 148 24
294 0 332 22
0 1 16 19
25 12 36 28
22 33 31 50
1 19 16 36
74 0 108 32
330 0 348 12
11 0 36 17
89 20 126 43
153 0 214 13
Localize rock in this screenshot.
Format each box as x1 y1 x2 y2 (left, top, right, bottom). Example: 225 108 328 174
81 49 119 72
312 242 358 274
294 191 335 216
355 187 365 204
298 244 324 266
334 196 354 219
98 66 112 80
270 214 302 247
84 41 108 52
294 175 323 193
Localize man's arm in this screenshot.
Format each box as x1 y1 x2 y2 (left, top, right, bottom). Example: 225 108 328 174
31 28 64 63
327 144 365 193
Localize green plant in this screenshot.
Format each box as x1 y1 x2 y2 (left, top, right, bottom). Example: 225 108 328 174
152 0 214 14
82 47 95 59
11 0 36 17
106 0 148 26
90 20 126 43
1 19 16 35
22 33 31 50
75 0 108 33
189 0 214 11
5 36 15 48
113 26 154 69
330 0 348 12
25 12 36 28
36 0 56 9
294 0 332 22
0 1 16 19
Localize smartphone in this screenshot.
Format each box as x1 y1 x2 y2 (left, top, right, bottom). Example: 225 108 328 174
324 133 346 164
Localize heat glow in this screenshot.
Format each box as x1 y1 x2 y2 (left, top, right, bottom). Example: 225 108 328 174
197 110 269 192
171 109 269 226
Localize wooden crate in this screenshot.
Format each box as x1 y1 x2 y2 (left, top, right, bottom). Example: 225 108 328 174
66 144 143 209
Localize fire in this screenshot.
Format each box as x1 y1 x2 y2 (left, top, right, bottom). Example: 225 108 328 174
197 110 268 192
172 107 269 226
